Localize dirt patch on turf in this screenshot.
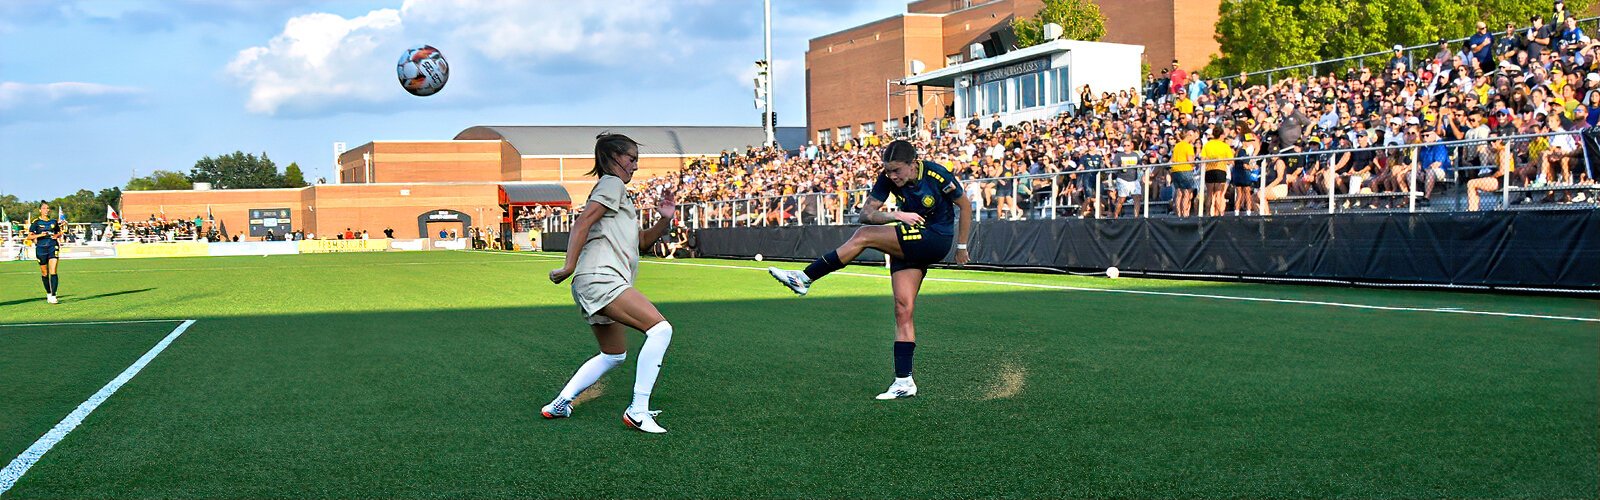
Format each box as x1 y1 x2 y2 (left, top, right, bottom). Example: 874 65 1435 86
574 381 606 406
981 361 1027 400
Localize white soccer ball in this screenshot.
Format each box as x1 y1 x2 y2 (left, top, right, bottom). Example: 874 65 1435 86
397 45 449 96
1106 266 1119 279
754 253 764 262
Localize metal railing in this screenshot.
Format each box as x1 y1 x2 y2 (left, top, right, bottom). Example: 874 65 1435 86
1209 16 1600 86
540 130 1597 231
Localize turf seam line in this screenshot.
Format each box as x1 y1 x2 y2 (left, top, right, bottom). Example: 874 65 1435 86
0 319 197 496
0 319 188 329
469 251 1600 323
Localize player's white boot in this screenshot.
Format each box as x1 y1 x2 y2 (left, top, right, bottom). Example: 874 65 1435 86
622 408 667 434
540 398 572 419
46 294 58 304
875 377 917 400
767 267 810 296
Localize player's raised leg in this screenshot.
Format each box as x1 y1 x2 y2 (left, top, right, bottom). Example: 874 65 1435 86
769 224 904 295
877 268 925 400
542 322 627 419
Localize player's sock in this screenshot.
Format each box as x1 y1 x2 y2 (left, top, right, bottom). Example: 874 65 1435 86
40 276 50 294
630 321 673 412
558 351 626 401
893 341 916 378
802 251 845 281
49 274 58 295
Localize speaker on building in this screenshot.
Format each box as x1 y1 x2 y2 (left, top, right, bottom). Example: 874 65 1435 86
981 37 1004 58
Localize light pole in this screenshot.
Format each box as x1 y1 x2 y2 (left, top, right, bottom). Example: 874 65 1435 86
761 0 774 147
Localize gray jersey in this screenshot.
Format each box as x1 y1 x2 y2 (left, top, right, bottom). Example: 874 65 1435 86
571 175 640 316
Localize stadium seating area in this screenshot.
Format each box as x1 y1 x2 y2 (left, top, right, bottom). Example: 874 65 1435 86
632 12 1600 224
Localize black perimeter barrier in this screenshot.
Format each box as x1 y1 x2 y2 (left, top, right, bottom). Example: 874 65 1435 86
675 211 1600 295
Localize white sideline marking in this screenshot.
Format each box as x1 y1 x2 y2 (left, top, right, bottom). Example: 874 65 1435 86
472 251 1600 324
0 319 197 495
0 259 518 276
0 319 187 329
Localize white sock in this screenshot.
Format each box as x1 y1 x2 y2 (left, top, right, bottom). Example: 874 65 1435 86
630 321 673 412
557 352 626 401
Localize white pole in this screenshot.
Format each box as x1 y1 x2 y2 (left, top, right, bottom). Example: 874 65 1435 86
763 0 774 147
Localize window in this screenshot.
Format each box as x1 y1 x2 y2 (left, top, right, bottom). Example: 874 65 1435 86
1054 67 1071 105
839 125 852 140
817 130 829 145
1019 72 1040 109
946 54 962 66
862 122 876 137
984 80 1002 115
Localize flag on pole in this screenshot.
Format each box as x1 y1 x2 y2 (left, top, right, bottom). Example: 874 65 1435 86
107 204 120 221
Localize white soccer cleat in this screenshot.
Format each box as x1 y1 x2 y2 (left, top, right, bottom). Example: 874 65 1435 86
875 377 918 400
622 409 667 434
767 267 810 296
540 398 572 419
46 295 58 304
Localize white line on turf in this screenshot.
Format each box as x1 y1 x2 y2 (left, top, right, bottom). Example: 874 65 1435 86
470 251 1600 324
0 319 197 496
0 319 188 329
0 259 521 276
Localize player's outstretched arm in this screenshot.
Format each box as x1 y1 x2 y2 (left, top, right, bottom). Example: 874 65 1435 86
637 189 677 252
550 200 608 284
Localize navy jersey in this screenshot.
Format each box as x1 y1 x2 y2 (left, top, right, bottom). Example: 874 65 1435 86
29 218 62 248
869 160 964 233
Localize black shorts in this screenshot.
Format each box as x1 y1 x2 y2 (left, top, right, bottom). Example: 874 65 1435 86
1204 170 1228 184
890 222 953 272
35 245 58 265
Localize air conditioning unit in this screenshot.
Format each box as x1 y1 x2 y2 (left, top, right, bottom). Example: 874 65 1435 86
969 43 986 60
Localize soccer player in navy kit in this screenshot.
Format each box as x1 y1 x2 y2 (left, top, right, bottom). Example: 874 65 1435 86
768 140 974 399
26 202 65 304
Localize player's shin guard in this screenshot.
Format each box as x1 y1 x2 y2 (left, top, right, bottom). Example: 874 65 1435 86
631 321 673 412
802 251 845 281
40 276 50 294
49 274 58 295
558 352 627 401
893 341 916 378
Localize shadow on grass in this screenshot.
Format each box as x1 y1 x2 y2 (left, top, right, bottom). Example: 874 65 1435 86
0 287 1593 499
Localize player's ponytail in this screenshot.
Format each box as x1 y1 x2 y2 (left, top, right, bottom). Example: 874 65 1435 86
590 133 641 178
881 139 917 166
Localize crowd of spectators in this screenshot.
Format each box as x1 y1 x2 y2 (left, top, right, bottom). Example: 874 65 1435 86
629 6 1598 223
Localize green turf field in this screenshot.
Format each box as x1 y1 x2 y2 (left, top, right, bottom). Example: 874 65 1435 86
1 250 1595 498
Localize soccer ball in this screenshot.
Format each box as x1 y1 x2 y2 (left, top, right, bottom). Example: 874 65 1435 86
397 45 449 96
754 254 764 262
1106 266 1120 279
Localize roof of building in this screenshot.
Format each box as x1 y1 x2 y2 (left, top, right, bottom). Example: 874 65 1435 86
499 182 572 206
904 39 1145 87
455 126 810 156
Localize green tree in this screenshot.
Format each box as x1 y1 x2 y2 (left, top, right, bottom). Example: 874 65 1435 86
1207 0 1317 77
125 170 193 191
284 162 309 188
1207 0 1593 77
1011 0 1106 48
189 151 284 189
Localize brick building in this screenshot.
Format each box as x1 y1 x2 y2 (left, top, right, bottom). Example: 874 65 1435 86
121 126 804 241
806 0 1221 142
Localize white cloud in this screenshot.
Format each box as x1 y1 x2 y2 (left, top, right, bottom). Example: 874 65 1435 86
0 81 145 123
226 9 403 116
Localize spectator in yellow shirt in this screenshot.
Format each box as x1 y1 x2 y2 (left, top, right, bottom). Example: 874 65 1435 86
1168 127 1200 217
1200 124 1236 217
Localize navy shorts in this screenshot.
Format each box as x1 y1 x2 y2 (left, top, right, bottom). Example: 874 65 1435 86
35 245 58 265
890 222 953 272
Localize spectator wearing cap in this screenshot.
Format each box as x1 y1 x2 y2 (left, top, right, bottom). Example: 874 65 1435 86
1417 128 1451 203
1388 44 1411 72
1528 14 1553 57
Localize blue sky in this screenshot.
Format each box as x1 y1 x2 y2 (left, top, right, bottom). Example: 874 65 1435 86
0 0 904 200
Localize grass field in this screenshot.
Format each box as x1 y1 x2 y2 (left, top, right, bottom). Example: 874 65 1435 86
1 250 1596 498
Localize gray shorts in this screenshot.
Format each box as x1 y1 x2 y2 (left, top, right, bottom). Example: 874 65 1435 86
571 273 629 324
